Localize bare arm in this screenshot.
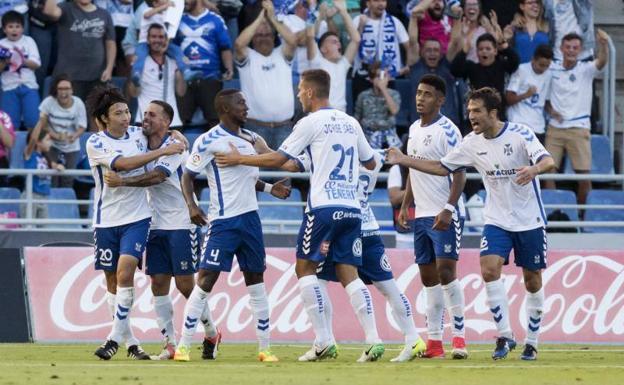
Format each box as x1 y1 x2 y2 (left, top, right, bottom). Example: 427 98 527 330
516 155 556 185
335 0 360 63
42 0 62 21
407 10 420 66
101 39 116 82
175 69 187 96
234 9 266 62
386 147 450 176
105 168 168 187
397 175 413 229
113 142 184 171
505 87 537 106
182 171 208 226
144 3 171 19
24 118 43 159
262 1 296 60
221 49 234 80
375 77 400 116
545 100 563 122
412 0 433 20
215 142 289 168
595 29 609 71
446 14 463 61
306 24 319 61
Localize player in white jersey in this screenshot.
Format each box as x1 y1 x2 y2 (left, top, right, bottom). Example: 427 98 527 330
287 150 426 362
399 75 468 359
86 87 185 360
173 89 290 363
215 69 385 362
103 100 220 360
386 87 556 361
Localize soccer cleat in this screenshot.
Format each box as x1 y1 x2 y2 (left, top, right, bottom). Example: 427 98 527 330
520 344 538 361
174 345 191 362
127 345 151 360
492 336 517 360
298 344 338 362
356 343 385 362
421 339 445 359
94 340 119 360
258 350 279 362
151 341 176 360
451 336 468 359
390 337 426 362
202 329 222 360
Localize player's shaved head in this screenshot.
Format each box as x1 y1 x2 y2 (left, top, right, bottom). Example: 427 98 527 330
215 89 243 116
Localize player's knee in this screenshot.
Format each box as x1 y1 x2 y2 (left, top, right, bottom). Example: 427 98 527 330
480 265 500 282
116 269 134 287
196 271 218 292
523 271 542 293
436 265 456 285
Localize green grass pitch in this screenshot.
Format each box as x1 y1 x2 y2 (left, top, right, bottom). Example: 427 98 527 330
1 343 622 385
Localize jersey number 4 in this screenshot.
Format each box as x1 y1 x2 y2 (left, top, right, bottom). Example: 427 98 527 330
329 144 355 182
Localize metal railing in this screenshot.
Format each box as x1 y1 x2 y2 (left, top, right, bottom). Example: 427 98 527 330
1 169 623 234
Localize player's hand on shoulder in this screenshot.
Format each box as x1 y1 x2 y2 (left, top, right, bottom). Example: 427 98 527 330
432 210 452 231
169 130 189 149
385 147 404 165
515 165 538 186
104 171 123 187
271 178 292 199
163 141 186 155
215 142 241 167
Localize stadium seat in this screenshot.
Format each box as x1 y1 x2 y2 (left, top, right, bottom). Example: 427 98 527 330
48 188 81 228
0 187 21 215
541 189 579 221
258 188 303 232
9 130 28 170
583 190 624 233
368 189 394 230
223 79 241 90
563 135 614 174
199 188 210 213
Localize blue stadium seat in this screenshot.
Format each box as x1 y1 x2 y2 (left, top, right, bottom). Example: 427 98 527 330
368 189 393 230
258 188 303 232
223 79 241 90
583 190 624 233
564 135 614 174
199 188 210 214
0 187 21 215
184 132 201 148
48 188 81 228
9 131 28 170
346 79 353 115
540 189 579 221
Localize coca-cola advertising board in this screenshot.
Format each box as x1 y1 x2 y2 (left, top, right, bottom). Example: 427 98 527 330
24 247 624 342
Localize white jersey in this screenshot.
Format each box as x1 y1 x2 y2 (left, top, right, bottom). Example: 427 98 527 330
506 63 552 134
185 125 260 220
547 60 599 130
146 135 192 230
407 115 466 219
279 108 375 212
86 126 152 228
440 122 550 232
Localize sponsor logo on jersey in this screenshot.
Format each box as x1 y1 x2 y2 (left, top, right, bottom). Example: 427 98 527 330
352 238 362 258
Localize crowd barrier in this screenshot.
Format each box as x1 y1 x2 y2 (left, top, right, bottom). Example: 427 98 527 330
19 247 624 344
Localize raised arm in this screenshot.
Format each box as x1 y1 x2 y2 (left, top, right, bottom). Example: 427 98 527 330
262 0 297 60
412 0 434 21
305 23 319 61
595 28 610 71
335 0 361 63
234 9 266 62
407 8 421 66
42 0 62 21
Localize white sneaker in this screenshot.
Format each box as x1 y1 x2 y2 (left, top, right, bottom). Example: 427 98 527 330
298 344 338 362
356 343 385 363
391 337 426 362
150 341 176 360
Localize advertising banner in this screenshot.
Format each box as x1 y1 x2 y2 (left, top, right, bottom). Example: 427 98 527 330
24 247 624 343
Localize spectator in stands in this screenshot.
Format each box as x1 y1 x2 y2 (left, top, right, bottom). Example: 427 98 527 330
28 0 59 87
21 118 65 220
94 0 134 77
454 0 493 63
213 0 243 45
35 74 87 187
306 0 359 112
0 11 41 131
175 0 233 128
543 0 594 61
121 1 148 67
506 44 553 144
323 0 361 49
0 110 15 187
410 0 461 56
128 23 187 128
43 0 117 102
234 0 296 150
480 0 517 28
450 32 519 114
407 7 460 125
504 0 550 64
544 30 610 206
281 0 311 81
352 0 410 101
355 61 402 149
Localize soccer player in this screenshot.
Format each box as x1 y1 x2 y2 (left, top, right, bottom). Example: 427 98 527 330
173 89 291 362
399 74 468 359
386 87 556 361
103 100 220 360
85 87 185 360
287 150 426 362
215 69 385 362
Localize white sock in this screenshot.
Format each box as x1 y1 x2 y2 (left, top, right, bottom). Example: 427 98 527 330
153 295 176 345
297 275 331 347
345 279 381 345
201 302 217 339
442 279 466 338
318 279 335 344
485 279 513 339
108 287 133 344
247 282 271 351
525 287 544 348
424 284 444 341
107 290 139 348
178 285 209 347
374 279 420 346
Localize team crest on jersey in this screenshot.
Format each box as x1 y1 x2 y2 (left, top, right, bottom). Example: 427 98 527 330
352 238 362 258
380 254 392 272
569 73 576 82
444 244 452 254
503 143 513 156
135 139 145 152
423 134 432 146
180 261 188 271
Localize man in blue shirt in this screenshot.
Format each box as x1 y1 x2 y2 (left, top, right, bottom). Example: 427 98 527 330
175 0 234 128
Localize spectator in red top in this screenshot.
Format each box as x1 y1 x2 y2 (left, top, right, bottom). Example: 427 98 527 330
0 110 16 187
411 0 461 55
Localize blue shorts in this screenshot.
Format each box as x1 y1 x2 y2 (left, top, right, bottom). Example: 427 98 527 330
93 217 151 271
413 216 464 265
146 228 199 276
318 233 394 284
296 207 362 267
480 225 547 271
199 211 266 273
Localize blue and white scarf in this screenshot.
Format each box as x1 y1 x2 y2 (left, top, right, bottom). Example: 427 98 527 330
358 10 400 77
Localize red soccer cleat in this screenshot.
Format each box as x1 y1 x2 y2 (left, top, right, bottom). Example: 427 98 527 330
421 339 445 359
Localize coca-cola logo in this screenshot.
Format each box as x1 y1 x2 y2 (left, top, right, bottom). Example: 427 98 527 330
25 248 624 342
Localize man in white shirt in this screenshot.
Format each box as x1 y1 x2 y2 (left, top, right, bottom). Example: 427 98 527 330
127 24 187 128
544 30 609 205
173 89 290 363
398 74 467 359
386 87 556 361
506 44 554 144
214 69 385 363
234 0 296 150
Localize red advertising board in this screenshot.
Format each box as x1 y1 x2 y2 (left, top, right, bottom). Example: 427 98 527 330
24 247 624 343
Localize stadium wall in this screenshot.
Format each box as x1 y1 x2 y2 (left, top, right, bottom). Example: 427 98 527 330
0 249 31 342
20 247 624 344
